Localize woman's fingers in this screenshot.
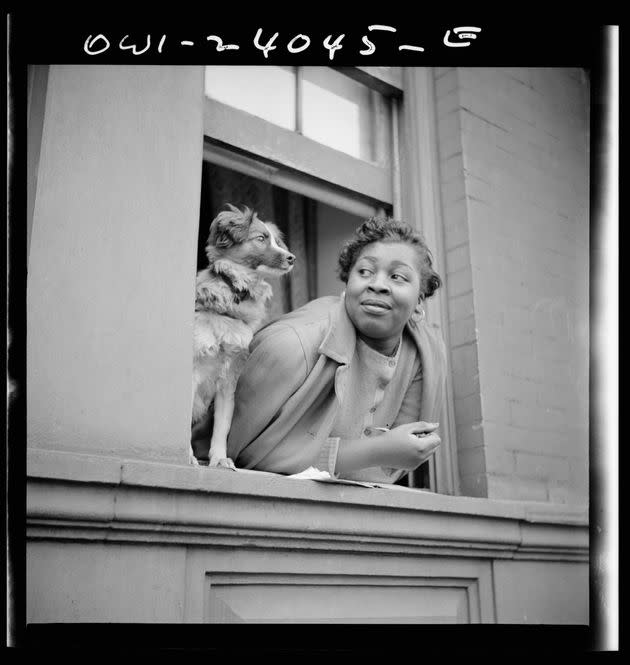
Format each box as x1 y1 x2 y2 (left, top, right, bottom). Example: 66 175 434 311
378 423 442 469
406 433 441 467
411 431 440 451
405 421 440 436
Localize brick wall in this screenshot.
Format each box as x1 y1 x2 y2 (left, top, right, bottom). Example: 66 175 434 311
435 68 589 504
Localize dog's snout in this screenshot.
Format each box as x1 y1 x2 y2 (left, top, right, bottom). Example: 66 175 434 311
286 254 296 265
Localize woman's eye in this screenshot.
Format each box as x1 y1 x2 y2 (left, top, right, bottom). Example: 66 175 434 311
391 273 407 282
357 268 372 277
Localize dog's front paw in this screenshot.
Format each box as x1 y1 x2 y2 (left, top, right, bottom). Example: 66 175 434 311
189 449 200 466
208 455 237 471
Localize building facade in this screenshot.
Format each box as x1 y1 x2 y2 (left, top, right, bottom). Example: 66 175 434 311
26 65 589 624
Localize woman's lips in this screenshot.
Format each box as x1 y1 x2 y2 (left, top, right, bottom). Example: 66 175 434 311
360 299 392 314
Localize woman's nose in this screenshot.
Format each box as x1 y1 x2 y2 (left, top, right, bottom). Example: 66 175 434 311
368 275 390 293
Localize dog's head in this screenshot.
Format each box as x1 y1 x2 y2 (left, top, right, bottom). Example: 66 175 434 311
205 204 295 275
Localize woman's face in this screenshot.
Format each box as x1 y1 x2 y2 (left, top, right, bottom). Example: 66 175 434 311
344 242 422 352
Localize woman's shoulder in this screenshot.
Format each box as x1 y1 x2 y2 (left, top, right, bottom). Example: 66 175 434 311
278 296 340 325
260 296 339 337
252 296 340 355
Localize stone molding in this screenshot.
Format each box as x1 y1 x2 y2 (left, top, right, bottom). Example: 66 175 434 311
27 449 588 562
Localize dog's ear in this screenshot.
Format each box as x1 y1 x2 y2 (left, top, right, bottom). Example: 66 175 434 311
207 205 254 251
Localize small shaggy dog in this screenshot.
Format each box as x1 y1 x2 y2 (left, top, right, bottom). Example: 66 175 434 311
191 204 295 468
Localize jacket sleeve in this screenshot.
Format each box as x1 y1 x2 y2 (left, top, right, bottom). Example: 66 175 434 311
226 324 308 463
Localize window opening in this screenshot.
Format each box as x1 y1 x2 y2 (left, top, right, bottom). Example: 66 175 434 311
197 160 430 489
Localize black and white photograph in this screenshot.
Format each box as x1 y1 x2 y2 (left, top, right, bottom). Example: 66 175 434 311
7 17 618 651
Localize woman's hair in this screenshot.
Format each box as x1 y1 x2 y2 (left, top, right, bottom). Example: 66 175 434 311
337 217 442 299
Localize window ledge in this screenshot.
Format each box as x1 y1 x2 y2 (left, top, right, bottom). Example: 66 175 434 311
27 448 588 562
27 448 588 523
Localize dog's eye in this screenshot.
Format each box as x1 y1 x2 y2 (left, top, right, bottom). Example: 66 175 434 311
255 235 266 243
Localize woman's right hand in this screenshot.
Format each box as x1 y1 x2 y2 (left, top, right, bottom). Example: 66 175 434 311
375 421 441 469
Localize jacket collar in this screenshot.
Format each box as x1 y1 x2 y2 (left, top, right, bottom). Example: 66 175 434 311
318 296 439 368
318 298 357 365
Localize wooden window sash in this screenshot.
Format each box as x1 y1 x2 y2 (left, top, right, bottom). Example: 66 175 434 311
203 139 381 219
203 95 392 205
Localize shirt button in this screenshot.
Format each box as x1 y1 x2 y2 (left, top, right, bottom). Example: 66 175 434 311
388 360 396 367
364 428 372 436
369 407 376 413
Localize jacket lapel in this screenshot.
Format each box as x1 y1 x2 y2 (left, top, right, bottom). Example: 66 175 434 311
318 298 356 366
406 319 448 423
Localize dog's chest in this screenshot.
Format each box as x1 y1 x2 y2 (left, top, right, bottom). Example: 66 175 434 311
193 311 254 359
232 297 269 329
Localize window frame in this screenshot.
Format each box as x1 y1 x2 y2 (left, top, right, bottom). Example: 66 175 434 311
399 68 460 495
202 95 392 206
201 66 459 495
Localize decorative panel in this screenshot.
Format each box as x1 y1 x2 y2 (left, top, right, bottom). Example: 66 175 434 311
205 573 478 623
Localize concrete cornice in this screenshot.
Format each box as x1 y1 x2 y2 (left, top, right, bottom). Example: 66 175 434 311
26 449 589 561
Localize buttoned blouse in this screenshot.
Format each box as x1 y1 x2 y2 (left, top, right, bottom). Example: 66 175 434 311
328 332 422 483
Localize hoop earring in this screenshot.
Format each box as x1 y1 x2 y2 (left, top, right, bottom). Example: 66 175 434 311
410 301 425 325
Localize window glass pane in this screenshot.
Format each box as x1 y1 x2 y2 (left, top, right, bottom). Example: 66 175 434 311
205 66 296 131
300 67 391 165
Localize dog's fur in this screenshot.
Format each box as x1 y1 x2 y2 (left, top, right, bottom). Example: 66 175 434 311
191 204 295 468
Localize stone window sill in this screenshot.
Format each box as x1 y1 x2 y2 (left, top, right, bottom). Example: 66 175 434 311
27 448 588 563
